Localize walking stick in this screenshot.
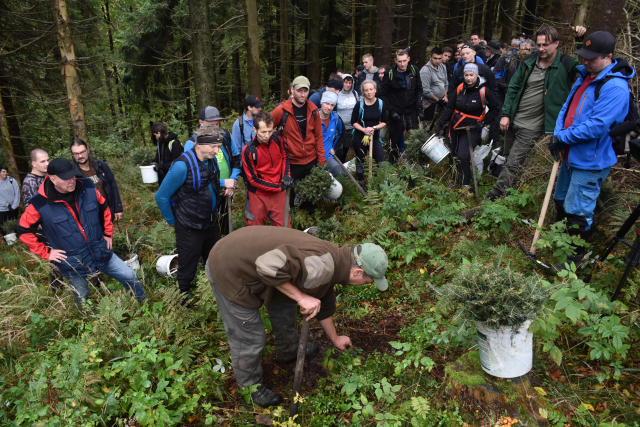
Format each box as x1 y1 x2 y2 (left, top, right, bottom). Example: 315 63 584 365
283 188 291 228
368 138 373 181
332 154 368 197
227 197 233 233
463 127 479 197
289 319 310 418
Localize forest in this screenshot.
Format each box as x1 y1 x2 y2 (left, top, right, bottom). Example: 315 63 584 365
1 0 640 426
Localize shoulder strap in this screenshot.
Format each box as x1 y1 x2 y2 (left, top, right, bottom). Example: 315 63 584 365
183 150 201 190
167 139 175 151
239 115 245 140
311 109 317 121
282 110 289 128
456 83 464 95
249 142 259 163
595 76 617 101
558 53 573 74
359 98 365 127
353 91 358 101
480 87 486 108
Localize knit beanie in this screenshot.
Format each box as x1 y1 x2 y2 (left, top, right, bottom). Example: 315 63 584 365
464 63 479 74
321 91 338 106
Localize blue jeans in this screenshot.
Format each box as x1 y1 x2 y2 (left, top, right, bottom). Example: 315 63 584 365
553 164 611 230
68 254 146 303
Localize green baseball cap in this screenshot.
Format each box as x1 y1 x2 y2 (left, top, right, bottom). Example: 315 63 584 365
354 243 389 291
292 76 310 90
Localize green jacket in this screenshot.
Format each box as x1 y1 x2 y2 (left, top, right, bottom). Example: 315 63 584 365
501 51 579 134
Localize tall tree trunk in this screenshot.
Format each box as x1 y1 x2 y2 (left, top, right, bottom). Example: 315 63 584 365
351 1 357 72
376 0 395 65
585 0 624 35
307 0 320 87
181 44 193 136
52 0 88 142
0 92 19 182
244 0 262 97
188 0 216 111
102 62 117 118
367 0 375 49
0 65 28 176
471 0 483 34
482 0 495 40
500 0 518 43
521 0 537 34
415 0 431 66
280 0 290 97
233 50 243 112
103 0 122 115
397 1 411 48
444 0 460 42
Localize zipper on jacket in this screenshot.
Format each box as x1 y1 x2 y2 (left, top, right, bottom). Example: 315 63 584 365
577 92 588 117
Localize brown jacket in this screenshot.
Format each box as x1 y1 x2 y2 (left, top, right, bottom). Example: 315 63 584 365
207 226 351 321
271 99 325 166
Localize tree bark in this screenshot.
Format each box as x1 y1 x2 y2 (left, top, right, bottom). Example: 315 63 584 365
471 0 483 34
376 0 395 65
233 50 243 112
188 0 216 111
51 0 88 142
280 0 290 97
415 0 431 66
482 0 495 40
444 0 460 42
585 0 624 34
0 63 28 177
351 0 357 72
500 0 518 43
397 1 411 48
103 0 123 115
368 0 375 50
244 0 262 97
182 43 193 135
521 0 537 34
307 0 320 87
0 92 19 182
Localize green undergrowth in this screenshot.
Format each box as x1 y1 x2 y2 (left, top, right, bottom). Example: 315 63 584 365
1 142 639 426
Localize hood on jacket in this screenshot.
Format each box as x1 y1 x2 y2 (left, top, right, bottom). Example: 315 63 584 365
576 58 636 81
464 75 487 89
164 132 179 142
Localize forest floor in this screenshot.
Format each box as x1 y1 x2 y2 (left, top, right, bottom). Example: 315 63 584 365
1 131 639 427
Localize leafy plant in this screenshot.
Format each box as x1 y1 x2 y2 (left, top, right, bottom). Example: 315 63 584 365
129 145 157 166
294 166 333 203
534 219 587 264
402 127 433 165
315 215 345 242
436 258 549 330
1 218 18 235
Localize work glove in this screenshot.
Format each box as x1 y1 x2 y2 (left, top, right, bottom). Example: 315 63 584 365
282 176 294 189
433 125 443 137
391 112 401 122
153 164 159 172
548 135 564 161
473 123 483 131
418 111 425 121
437 98 447 108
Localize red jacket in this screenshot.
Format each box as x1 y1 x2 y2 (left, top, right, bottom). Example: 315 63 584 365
242 134 290 195
271 99 325 166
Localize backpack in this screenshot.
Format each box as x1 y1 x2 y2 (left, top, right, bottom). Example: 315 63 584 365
594 75 639 159
352 98 384 136
247 133 286 166
277 107 318 133
449 83 486 132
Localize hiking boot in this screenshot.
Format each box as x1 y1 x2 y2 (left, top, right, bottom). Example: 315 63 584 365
251 384 283 408
554 247 585 272
483 189 502 202
275 342 320 364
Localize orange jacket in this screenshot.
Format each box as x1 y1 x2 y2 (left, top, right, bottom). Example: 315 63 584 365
271 99 325 166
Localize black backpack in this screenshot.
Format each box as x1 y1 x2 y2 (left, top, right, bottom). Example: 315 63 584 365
247 133 287 164
594 76 640 158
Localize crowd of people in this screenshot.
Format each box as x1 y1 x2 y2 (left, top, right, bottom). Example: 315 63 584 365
4 24 635 409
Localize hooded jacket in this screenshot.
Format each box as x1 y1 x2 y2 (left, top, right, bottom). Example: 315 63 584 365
356 67 380 93
320 111 343 160
378 64 423 116
0 175 20 212
555 59 635 170
271 99 325 166
17 177 113 278
437 76 500 133
242 133 290 195
449 61 497 100
72 157 123 220
502 51 579 134
154 132 183 183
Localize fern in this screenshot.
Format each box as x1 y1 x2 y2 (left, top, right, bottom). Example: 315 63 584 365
410 396 431 419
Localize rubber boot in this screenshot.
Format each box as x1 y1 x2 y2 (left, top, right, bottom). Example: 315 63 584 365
554 199 567 223
251 384 283 408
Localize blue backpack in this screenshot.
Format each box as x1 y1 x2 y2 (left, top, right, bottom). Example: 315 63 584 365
353 98 384 136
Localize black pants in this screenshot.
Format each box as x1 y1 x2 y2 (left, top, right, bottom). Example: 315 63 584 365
423 103 437 121
289 160 318 212
451 128 481 186
335 130 353 163
353 137 386 181
388 111 419 164
0 208 18 232
175 220 219 296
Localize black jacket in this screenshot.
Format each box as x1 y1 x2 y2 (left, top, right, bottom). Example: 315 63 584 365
475 45 487 63
378 64 423 116
448 61 498 100
485 53 500 70
355 69 381 94
72 157 123 219
437 76 501 133
173 150 220 230
154 132 184 184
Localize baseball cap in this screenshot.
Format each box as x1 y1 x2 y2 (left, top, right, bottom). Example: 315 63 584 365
354 243 389 291
292 76 310 90
355 65 365 72
199 106 225 121
47 158 80 180
575 31 616 59
245 95 264 108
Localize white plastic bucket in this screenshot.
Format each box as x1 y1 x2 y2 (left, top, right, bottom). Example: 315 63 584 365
156 254 178 277
124 253 140 270
325 173 343 200
4 233 17 245
491 149 506 165
139 165 158 184
421 134 450 164
344 158 357 173
303 226 317 236
476 320 533 378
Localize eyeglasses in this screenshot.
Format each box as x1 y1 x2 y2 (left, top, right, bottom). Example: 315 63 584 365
72 149 87 157
536 42 555 48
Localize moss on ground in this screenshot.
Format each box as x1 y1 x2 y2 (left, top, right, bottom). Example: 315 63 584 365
445 351 486 387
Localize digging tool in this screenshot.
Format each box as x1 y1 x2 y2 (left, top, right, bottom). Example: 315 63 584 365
289 319 310 418
332 154 368 197
461 126 479 197
517 158 561 270
283 188 291 228
227 197 233 233
368 137 373 181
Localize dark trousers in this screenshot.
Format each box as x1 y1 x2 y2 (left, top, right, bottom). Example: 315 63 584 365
451 128 481 186
353 137 386 181
388 111 419 164
218 196 231 236
289 160 318 211
0 208 18 232
335 130 353 163
175 220 219 295
423 103 437 121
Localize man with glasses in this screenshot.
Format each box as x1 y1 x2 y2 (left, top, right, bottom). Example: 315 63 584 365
485 25 586 201
71 139 124 221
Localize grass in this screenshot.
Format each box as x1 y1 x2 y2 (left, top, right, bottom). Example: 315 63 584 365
0 136 639 426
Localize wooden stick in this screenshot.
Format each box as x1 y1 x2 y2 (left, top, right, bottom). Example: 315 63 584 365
368 139 373 181
530 159 561 255
332 154 368 197
289 319 310 418
283 188 290 228
227 197 233 233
